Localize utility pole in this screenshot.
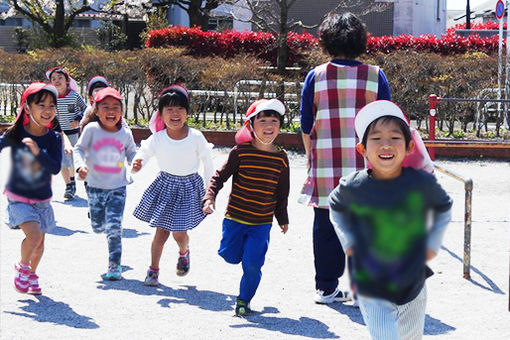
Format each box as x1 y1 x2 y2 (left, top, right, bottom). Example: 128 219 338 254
466 0 471 29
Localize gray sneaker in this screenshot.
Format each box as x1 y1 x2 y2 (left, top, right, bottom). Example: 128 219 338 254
314 288 352 304
144 269 159 286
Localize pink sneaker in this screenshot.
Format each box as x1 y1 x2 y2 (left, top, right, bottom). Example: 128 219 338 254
27 273 42 295
14 263 30 294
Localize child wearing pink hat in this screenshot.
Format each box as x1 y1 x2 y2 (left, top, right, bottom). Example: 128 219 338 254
329 100 452 339
202 98 290 316
74 87 137 280
1 83 62 295
46 67 87 200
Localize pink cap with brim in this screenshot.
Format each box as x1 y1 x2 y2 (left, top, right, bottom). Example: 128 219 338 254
94 87 124 103
356 100 433 173
87 75 109 93
235 99 285 144
46 67 79 93
16 83 58 127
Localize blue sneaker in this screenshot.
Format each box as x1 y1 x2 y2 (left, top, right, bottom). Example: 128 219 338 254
101 262 122 281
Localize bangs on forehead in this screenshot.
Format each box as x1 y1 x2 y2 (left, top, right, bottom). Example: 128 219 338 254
159 91 189 111
29 89 57 105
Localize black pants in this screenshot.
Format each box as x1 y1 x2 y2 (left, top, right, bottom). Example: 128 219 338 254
313 207 347 292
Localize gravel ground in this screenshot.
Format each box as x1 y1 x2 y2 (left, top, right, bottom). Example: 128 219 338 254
1 147 509 340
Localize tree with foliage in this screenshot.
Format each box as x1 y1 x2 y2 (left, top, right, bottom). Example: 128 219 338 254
2 0 95 47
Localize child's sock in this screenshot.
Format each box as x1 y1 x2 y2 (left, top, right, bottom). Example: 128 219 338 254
149 266 159 272
179 249 189 257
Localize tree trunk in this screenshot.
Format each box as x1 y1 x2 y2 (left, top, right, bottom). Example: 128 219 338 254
53 0 66 47
276 2 289 76
188 0 209 30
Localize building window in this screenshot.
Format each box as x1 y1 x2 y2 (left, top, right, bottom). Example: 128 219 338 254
73 19 91 28
209 17 233 31
0 17 23 26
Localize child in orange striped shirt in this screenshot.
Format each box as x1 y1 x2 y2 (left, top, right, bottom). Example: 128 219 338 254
203 99 290 316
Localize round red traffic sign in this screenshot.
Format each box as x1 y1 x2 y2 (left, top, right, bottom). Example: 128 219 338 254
496 0 505 20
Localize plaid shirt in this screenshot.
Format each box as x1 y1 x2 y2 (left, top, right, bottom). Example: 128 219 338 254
299 62 379 208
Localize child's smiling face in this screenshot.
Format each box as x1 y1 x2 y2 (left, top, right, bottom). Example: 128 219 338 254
50 72 68 94
357 118 413 180
161 105 188 131
251 112 281 145
96 96 122 132
25 92 56 128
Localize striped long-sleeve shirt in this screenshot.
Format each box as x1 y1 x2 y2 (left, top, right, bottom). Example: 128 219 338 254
204 143 290 225
56 90 87 134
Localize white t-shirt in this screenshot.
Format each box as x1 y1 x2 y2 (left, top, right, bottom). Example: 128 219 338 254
135 127 214 185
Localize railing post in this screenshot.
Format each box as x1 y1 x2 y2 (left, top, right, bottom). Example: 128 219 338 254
428 94 439 160
463 178 473 279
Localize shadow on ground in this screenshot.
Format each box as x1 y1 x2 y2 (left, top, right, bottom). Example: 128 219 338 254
424 314 456 335
231 306 339 338
441 246 504 294
48 225 88 237
327 302 364 325
122 228 150 238
53 196 89 208
97 279 234 312
4 295 98 329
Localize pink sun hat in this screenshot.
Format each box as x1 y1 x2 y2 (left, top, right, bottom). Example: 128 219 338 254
16 83 58 128
45 67 79 93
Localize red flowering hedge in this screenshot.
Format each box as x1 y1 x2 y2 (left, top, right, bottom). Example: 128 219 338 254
145 24 507 63
145 26 318 65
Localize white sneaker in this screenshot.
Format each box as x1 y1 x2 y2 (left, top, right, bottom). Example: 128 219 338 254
314 288 352 304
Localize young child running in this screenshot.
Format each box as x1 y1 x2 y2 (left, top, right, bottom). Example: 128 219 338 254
80 75 109 132
132 85 213 286
74 87 137 280
329 100 452 339
47 67 87 200
1 83 62 295
203 98 290 316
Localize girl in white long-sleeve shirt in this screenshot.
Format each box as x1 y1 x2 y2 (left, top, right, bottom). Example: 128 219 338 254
132 85 213 286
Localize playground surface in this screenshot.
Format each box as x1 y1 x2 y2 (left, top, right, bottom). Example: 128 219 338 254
1 147 509 340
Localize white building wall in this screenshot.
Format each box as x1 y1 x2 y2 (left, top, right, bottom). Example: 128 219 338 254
393 0 446 36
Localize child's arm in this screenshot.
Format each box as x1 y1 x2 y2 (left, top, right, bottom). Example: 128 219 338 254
426 175 453 260
131 135 156 173
202 146 239 214
427 209 452 260
24 133 62 175
72 93 88 128
274 156 290 229
197 133 214 186
329 209 355 255
124 130 137 165
73 126 92 179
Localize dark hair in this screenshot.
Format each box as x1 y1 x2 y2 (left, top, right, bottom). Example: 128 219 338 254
318 12 367 59
250 110 284 126
4 90 58 143
88 82 108 97
361 116 411 148
50 69 69 82
158 89 190 113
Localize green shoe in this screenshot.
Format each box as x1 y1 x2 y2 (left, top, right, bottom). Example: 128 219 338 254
235 297 252 316
101 263 122 281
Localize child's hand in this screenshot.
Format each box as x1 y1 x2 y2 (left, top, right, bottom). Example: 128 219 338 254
22 138 40 156
345 247 354 256
426 249 436 261
70 120 80 129
131 159 142 173
77 166 88 180
202 199 215 214
280 224 288 234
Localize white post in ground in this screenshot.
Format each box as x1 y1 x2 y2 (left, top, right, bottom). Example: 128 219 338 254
505 0 510 130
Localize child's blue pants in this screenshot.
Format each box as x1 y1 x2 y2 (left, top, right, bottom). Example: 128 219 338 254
218 218 271 303
86 185 126 266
